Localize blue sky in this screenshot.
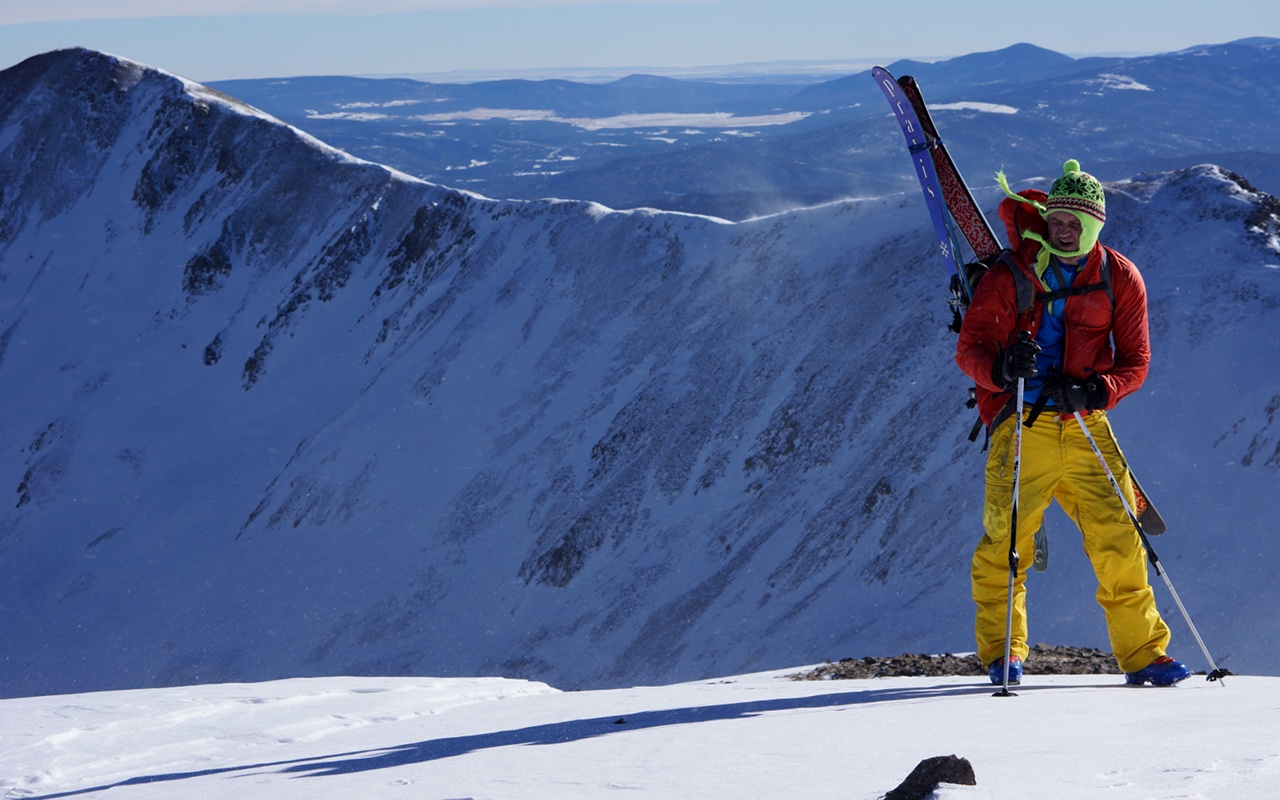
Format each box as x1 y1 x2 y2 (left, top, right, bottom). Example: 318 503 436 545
1 0 1277 82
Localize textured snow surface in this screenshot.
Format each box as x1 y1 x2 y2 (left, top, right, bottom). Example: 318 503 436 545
2 671 1277 799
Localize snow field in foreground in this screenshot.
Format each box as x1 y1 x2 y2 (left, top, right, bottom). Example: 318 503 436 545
2 669 1276 799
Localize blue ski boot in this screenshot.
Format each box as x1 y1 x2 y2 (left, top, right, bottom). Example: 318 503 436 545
1125 656 1192 686
987 656 1022 685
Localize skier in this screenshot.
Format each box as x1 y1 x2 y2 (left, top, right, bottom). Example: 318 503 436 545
955 159 1192 687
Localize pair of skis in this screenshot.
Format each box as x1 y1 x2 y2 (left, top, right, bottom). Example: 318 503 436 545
871 66 1166 540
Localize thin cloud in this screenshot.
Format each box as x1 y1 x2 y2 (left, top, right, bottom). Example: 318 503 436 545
2 0 756 27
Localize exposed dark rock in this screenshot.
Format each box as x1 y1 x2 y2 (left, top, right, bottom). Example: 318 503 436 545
203 334 223 366
883 754 976 800
182 240 233 295
789 644 1122 681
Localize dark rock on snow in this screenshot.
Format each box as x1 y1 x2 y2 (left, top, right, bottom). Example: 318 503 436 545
883 755 977 800
790 644 1123 680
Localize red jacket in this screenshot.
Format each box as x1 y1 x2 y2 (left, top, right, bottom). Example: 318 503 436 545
955 193 1150 425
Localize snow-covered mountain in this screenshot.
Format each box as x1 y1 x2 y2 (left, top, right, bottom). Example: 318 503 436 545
1 48 1278 700
208 39 1280 219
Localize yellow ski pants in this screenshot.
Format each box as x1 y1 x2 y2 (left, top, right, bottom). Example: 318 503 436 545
971 409 1171 674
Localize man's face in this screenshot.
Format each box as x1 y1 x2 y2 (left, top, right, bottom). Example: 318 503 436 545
1046 211 1083 254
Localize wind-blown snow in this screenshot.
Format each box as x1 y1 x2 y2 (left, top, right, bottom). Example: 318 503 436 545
306 107 813 129
2 670 1275 799
1 48 1279 701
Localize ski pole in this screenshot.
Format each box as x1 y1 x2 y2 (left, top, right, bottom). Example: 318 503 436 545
1071 411 1230 684
995 375 1025 698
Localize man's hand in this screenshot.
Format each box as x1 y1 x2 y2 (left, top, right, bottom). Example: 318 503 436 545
1046 373 1108 412
993 334 1040 390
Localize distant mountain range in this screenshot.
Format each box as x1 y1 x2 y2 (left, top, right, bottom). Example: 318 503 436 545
208 39 1280 219
1 46 1278 699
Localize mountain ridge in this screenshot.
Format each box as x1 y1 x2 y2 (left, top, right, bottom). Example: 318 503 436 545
200 39 1280 220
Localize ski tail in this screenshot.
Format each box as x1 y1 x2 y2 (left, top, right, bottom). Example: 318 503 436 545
1132 477 1166 535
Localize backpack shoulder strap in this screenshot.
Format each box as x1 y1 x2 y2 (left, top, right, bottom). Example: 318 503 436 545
1099 246 1114 308
998 250 1037 316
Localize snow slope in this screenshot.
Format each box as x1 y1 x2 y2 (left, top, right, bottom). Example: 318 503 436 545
2 670 1276 799
1 49 1279 699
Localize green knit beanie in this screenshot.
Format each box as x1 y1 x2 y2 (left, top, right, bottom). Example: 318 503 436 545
996 159 1106 259
1044 159 1105 257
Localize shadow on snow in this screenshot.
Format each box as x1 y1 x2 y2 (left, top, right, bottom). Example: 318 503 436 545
30 680 1104 797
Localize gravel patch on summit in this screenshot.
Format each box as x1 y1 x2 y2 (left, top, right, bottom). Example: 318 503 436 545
789 644 1123 680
